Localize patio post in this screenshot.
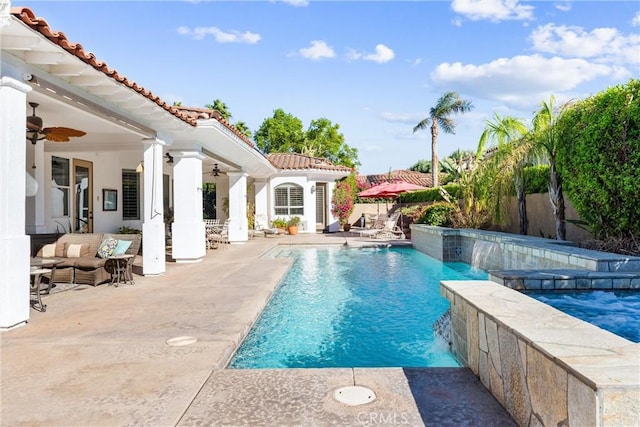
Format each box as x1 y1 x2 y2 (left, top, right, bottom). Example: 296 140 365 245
253 179 268 224
171 151 206 262
227 171 249 243
141 138 166 275
0 76 32 328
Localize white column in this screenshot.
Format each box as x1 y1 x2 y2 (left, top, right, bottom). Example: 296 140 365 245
141 139 166 275
227 172 248 243
254 179 268 222
0 77 31 328
171 152 206 262
326 180 340 233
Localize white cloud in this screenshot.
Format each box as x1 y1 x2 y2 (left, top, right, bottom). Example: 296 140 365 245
451 17 463 27
177 26 260 44
347 44 395 64
298 40 335 60
406 58 423 67
530 24 640 65
451 0 534 22
633 11 640 27
554 2 571 12
431 54 620 109
379 112 425 124
280 0 309 6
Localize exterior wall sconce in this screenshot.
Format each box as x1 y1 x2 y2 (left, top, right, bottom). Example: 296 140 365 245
136 161 144 173
165 152 174 165
311 185 316 194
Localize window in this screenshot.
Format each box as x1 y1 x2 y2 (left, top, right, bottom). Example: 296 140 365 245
51 156 70 217
122 170 140 220
274 184 304 215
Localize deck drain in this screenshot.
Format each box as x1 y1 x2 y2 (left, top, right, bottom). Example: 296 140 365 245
333 386 376 406
166 336 198 347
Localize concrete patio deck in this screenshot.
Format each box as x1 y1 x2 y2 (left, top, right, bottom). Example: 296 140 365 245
1 233 515 426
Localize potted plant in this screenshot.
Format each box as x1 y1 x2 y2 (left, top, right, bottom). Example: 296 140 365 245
271 217 288 233
287 216 301 235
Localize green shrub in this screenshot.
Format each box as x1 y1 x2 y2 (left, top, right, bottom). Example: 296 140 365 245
556 79 640 237
399 184 461 203
522 165 550 194
416 202 456 226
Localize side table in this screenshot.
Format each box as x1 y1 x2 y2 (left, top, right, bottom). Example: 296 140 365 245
105 254 135 287
30 257 63 294
30 267 51 312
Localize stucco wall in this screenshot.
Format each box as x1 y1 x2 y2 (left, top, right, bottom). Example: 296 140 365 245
504 193 593 243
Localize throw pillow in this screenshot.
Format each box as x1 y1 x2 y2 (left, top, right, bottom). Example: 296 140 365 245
40 243 56 258
65 243 89 258
97 236 118 259
113 239 132 255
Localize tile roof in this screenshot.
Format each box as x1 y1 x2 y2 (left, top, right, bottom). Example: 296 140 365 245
267 153 353 173
10 7 266 151
10 7 197 126
357 170 433 188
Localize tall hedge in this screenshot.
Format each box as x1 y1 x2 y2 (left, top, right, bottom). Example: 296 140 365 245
556 79 640 237
398 184 461 203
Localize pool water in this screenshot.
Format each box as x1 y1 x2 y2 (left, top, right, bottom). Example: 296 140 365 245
229 246 487 369
526 290 640 343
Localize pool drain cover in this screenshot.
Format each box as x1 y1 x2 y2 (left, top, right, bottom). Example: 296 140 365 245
333 386 376 405
166 336 198 347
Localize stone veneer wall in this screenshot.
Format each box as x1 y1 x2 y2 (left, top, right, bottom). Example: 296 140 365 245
441 280 640 427
411 226 640 425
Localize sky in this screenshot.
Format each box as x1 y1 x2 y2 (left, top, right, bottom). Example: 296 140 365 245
16 0 640 175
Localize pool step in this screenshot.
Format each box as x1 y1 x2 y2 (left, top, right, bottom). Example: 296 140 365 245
489 269 640 291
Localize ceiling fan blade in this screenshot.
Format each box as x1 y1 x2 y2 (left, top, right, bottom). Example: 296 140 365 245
43 127 87 137
42 127 87 142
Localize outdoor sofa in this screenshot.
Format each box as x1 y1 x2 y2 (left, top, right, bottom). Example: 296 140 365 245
35 233 141 286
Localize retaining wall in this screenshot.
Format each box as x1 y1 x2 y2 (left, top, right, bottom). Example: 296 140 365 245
410 226 640 426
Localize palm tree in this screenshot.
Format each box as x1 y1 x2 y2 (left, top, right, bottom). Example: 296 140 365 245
413 92 473 187
531 96 567 240
234 121 252 139
205 99 232 121
478 113 529 233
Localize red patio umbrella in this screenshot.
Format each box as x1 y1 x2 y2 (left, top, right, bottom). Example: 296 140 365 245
358 181 429 224
358 181 428 198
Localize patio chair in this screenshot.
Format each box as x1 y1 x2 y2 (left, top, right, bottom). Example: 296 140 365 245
204 219 222 249
209 219 231 249
358 213 388 238
254 214 281 237
360 212 405 240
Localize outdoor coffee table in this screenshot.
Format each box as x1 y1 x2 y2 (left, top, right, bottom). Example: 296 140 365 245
105 254 134 287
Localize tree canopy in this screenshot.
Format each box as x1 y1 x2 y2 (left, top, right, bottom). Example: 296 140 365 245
254 108 360 168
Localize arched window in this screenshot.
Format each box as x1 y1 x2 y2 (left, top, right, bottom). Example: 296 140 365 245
274 184 304 216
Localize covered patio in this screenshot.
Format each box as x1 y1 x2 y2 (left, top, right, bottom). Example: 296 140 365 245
1 6 275 329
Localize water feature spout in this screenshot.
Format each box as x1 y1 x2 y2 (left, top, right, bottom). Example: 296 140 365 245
471 240 503 271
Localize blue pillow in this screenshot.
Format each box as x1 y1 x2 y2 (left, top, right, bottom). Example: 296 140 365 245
113 239 133 255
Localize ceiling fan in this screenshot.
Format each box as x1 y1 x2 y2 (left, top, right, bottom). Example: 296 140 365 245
26 102 86 145
203 163 221 177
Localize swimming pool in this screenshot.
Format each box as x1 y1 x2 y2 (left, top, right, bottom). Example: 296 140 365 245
526 290 640 343
229 246 487 369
